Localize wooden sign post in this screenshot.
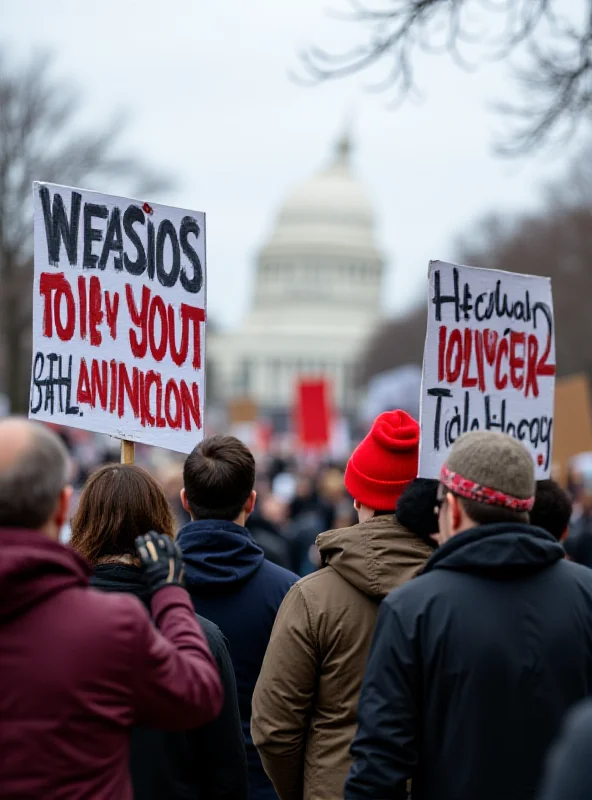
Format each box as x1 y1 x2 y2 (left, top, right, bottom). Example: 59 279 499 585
121 439 135 465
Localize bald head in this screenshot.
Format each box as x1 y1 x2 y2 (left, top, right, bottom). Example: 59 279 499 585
0 418 70 532
0 418 38 470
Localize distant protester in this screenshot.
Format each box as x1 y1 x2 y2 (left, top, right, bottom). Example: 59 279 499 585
564 473 592 566
177 435 298 800
71 464 248 800
0 418 222 800
531 479 572 542
538 700 592 800
563 528 592 567
346 430 592 800
252 410 432 799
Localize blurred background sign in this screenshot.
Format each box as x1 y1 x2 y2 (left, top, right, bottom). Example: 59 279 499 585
294 378 332 449
228 397 259 425
553 375 592 486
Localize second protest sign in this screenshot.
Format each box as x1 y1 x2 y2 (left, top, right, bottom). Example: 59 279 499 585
419 260 555 480
29 182 206 454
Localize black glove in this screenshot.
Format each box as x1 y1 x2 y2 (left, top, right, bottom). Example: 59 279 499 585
135 531 185 593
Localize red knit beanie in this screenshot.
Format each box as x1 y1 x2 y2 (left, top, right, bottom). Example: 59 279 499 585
344 410 419 511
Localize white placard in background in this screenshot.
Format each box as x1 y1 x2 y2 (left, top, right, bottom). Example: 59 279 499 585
419 260 555 480
29 182 206 454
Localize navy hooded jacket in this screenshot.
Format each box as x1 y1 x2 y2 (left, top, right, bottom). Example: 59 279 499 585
177 520 298 800
346 523 592 800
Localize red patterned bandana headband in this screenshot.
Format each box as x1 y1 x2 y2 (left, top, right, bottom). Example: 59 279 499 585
439 465 535 512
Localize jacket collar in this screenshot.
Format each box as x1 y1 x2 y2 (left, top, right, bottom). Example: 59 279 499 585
424 523 565 577
176 518 265 590
317 515 432 600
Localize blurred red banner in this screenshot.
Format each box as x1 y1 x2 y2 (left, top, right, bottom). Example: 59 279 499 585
294 378 332 448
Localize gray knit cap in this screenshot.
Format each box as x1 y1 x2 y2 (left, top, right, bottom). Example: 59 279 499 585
443 431 535 508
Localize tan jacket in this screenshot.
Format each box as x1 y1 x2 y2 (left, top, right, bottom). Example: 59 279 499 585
251 515 431 800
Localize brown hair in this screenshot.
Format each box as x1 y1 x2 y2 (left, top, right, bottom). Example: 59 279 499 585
458 496 529 526
183 434 255 521
71 464 175 565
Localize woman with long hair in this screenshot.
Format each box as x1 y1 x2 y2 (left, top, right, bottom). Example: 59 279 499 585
71 463 248 800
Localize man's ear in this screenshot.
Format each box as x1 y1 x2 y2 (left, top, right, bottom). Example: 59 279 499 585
180 488 191 514
244 490 257 516
449 493 463 530
353 499 361 511
54 485 73 529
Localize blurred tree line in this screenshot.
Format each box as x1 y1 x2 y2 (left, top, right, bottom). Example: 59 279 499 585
0 49 169 412
358 140 592 385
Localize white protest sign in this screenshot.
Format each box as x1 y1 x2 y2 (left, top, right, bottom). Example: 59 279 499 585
419 260 555 480
29 182 206 454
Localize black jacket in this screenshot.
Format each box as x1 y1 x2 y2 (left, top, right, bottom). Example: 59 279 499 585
539 699 592 800
92 564 248 800
346 523 592 800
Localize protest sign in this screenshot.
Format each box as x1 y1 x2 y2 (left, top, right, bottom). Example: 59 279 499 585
29 182 206 454
419 260 555 480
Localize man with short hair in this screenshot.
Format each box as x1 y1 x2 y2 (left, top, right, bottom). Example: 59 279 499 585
0 418 222 799
178 434 298 800
346 431 592 800
251 411 432 799
531 478 573 542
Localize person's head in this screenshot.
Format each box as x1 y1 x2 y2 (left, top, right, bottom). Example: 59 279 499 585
396 478 439 549
70 464 174 565
181 434 256 525
436 431 535 544
345 409 419 523
531 479 573 541
0 418 71 540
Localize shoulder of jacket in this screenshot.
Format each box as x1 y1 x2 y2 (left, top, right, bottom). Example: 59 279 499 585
296 565 345 589
84 584 145 613
261 558 299 586
558 559 592 592
290 567 354 617
196 614 225 651
384 569 442 609
72 588 150 647
316 520 365 544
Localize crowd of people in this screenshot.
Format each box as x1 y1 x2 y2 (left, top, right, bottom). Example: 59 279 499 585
2 410 592 798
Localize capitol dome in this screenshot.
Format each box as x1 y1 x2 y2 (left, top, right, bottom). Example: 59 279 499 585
208 131 386 416
262 133 381 256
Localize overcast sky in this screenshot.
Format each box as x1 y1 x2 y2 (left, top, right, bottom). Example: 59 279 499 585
2 0 581 328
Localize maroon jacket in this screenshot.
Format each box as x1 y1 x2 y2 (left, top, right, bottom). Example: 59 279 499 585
0 529 223 799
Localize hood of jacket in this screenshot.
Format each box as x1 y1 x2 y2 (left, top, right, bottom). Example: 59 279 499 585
0 528 90 622
424 522 565 577
317 514 432 600
177 519 265 593
91 562 151 606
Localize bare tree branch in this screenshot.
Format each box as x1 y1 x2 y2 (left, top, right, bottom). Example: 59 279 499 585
0 48 174 411
496 7 592 154
359 141 592 386
298 0 591 153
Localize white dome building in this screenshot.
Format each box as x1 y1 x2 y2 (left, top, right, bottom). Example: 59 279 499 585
208 134 385 417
